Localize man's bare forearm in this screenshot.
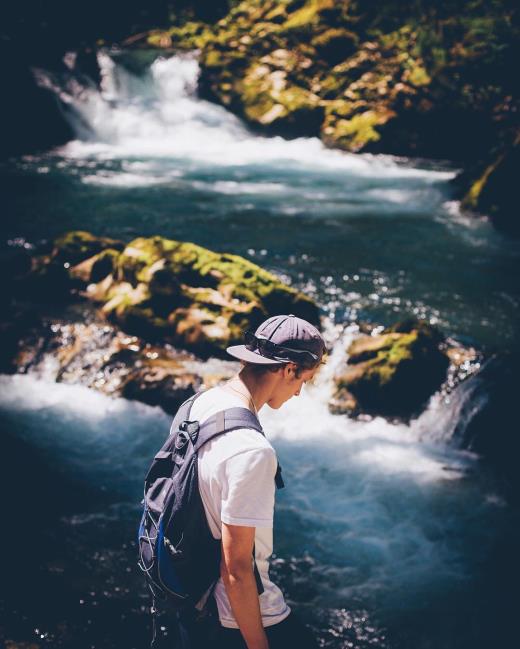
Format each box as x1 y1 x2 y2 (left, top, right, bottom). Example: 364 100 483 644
221 561 269 649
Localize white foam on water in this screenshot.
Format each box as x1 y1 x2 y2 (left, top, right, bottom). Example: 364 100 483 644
34 52 456 190
0 356 499 607
82 171 174 187
192 180 289 195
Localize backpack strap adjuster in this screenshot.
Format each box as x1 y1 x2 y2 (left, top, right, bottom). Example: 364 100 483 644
179 420 200 443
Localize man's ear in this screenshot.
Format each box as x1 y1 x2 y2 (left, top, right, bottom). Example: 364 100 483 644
282 362 297 378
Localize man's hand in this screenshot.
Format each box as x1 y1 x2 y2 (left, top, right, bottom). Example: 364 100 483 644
221 522 269 649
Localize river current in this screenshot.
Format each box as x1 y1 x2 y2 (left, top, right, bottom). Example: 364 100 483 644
1 50 519 649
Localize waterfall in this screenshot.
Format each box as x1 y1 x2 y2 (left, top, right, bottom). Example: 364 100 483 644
32 50 456 186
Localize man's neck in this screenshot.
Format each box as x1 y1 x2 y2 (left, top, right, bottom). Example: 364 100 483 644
238 367 275 411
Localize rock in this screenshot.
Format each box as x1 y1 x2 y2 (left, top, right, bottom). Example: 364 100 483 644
121 360 201 415
331 319 450 419
191 0 518 226
69 248 121 284
86 234 319 356
0 303 41 373
311 28 359 66
461 132 520 235
9 313 236 415
17 232 124 302
52 230 124 266
19 232 320 358
451 353 520 501
239 62 324 135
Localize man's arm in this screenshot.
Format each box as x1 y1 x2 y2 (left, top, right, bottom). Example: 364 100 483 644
220 522 269 649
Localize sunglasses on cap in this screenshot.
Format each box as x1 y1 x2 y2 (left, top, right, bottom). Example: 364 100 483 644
244 331 320 369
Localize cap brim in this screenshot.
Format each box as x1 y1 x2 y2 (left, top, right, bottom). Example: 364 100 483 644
226 345 288 365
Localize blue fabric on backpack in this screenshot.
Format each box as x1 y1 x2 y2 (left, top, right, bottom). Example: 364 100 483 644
138 391 268 609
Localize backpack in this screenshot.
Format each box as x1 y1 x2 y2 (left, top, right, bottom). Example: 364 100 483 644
137 391 284 617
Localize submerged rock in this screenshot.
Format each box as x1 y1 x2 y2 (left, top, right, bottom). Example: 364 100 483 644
22 231 320 358
330 319 450 419
451 353 520 501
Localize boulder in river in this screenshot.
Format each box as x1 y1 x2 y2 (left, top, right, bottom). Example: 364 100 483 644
451 353 520 501
330 319 450 419
22 232 320 358
9 314 237 415
461 132 520 235
52 230 125 266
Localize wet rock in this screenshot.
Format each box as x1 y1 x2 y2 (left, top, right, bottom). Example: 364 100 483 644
14 232 124 302
330 319 450 419
121 360 201 415
52 230 124 266
191 0 518 224
69 248 121 284
11 315 236 415
461 132 520 235
451 353 520 501
86 234 319 356
238 60 324 136
0 303 41 373
19 231 320 357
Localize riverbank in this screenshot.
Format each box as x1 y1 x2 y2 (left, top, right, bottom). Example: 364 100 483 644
131 0 520 234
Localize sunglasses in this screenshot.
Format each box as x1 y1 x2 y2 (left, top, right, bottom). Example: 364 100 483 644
244 331 320 369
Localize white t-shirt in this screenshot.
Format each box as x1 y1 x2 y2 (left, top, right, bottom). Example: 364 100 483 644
190 386 290 629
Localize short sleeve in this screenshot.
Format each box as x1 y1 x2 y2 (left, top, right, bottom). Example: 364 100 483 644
220 446 277 528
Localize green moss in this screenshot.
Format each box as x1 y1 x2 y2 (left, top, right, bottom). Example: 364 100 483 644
146 21 213 50
407 64 431 87
462 161 496 209
239 62 323 132
283 0 333 31
327 110 383 150
90 233 320 354
53 231 123 266
336 323 449 418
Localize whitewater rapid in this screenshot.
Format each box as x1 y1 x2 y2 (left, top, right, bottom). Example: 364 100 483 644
32 51 456 199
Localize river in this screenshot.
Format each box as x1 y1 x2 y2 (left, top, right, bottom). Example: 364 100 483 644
1 50 519 649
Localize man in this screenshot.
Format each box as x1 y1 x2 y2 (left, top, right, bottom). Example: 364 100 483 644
189 314 325 649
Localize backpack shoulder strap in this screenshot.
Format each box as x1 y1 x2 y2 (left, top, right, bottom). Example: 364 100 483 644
193 407 263 453
193 407 285 490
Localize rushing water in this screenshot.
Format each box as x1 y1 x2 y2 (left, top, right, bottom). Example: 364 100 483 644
1 50 520 649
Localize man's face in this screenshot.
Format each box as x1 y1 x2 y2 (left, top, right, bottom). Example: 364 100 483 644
267 364 319 409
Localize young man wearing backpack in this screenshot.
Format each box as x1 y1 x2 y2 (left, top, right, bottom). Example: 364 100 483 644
139 314 325 649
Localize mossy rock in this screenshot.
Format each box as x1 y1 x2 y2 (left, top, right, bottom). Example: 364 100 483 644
146 22 213 50
69 248 121 284
239 62 324 135
461 132 519 235
90 248 121 283
322 107 396 151
82 233 320 357
52 231 124 266
283 0 335 33
332 320 449 419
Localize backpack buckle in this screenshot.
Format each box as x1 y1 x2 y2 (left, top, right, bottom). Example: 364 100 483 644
179 420 200 444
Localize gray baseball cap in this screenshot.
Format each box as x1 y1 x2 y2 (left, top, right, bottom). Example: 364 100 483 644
226 314 325 366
